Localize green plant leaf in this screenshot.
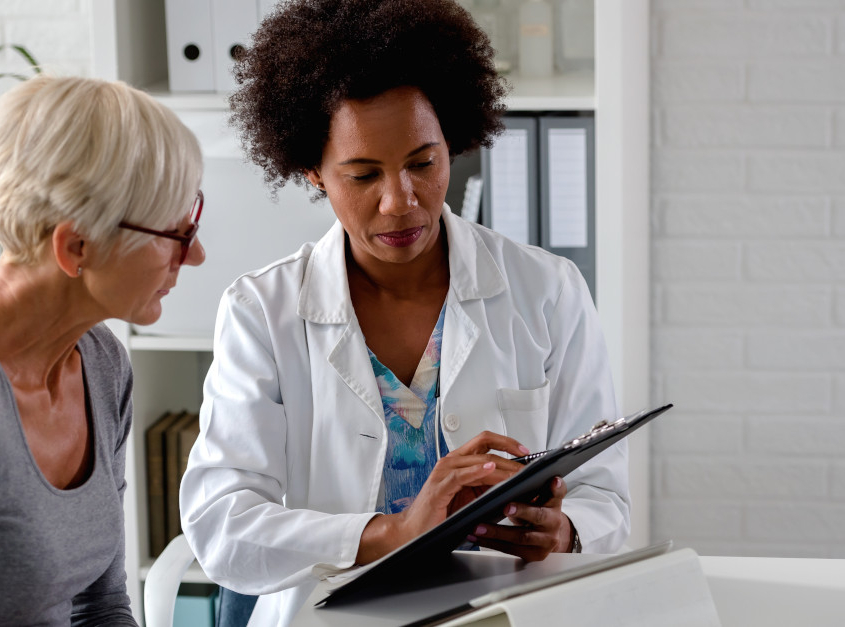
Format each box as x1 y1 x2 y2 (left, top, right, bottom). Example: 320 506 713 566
11 45 41 72
0 73 31 81
0 43 42 75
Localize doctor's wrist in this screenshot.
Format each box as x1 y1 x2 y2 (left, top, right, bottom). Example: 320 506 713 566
356 512 411 565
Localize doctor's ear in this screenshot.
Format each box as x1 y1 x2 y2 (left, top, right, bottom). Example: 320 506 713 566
305 170 325 191
52 222 86 278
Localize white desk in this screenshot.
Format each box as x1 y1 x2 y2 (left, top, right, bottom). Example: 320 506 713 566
699 555 845 627
290 552 845 627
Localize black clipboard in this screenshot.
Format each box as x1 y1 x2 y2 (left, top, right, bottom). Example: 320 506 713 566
318 403 673 607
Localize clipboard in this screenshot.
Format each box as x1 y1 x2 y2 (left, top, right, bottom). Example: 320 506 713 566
317 403 674 606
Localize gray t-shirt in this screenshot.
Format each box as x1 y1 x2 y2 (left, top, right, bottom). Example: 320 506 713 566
0 324 138 626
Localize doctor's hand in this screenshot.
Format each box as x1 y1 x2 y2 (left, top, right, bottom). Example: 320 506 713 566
467 476 574 562
355 431 527 565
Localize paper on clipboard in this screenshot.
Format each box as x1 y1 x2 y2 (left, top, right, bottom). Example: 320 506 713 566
548 127 588 249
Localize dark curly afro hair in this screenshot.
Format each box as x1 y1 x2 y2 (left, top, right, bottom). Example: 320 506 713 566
230 0 507 193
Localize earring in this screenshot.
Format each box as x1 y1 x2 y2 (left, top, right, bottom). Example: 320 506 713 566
77 266 82 276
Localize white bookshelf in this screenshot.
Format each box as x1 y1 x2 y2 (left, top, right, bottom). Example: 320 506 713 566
92 1 649 622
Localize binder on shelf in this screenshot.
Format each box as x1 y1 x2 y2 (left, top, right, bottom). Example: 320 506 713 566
146 411 187 557
481 116 538 246
178 413 202 480
481 114 596 299
210 0 259 93
165 411 199 541
540 116 595 295
165 0 216 92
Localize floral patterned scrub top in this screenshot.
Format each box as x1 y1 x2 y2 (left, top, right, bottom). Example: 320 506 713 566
369 304 449 515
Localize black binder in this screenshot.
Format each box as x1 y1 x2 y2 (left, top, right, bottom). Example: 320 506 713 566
481 114 596 298
318 403 674 606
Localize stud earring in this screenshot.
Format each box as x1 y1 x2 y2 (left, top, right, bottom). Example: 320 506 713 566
77 266 82 276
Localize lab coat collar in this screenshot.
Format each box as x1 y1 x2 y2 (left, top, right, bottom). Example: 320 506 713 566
297 204 506 324
441 204 506 302
297 219 352 324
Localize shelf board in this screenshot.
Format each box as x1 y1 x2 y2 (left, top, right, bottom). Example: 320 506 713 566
144 81 232 110
140 560 211 585
139 69 595 113
129 334 213 352
504 68 595 111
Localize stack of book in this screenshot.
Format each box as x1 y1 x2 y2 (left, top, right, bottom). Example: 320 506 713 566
145 410 201 557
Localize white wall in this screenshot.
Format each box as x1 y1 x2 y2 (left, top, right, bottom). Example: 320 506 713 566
0 0 91 95
650 0 845 558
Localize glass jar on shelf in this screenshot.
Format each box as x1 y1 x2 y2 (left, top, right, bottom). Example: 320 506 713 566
554 0 595 73
518 0 554 78
469 0 515 74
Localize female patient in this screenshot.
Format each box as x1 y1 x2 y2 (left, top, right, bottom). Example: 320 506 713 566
0 75 205 625
181 0 629 624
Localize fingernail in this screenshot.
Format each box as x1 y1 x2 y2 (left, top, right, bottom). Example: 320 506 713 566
483 461 495 470
518 445 530 454
505 504 517 516
554 476 562 488
475 525 487 536
466 535 477 543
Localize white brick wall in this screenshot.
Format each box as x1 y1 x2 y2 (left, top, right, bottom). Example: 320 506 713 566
652 0 845 557
0 0 91 95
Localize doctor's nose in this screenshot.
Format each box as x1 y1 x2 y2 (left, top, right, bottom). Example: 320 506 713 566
378 171 418 217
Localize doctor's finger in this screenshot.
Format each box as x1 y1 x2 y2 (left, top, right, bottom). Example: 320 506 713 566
504 500 565 532
435 451 524 476
450 430 531 459
431 460 519 491
539 476 568 507
430 460 498 492
468 526 558 562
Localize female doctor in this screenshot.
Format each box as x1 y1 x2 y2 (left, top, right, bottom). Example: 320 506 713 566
180 0 630 624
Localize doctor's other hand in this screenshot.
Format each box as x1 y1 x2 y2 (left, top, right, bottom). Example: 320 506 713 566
355 431 527 565
467 476 572 562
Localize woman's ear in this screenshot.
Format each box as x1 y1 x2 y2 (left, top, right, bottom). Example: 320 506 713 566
305 169 324 190
52 222 86 278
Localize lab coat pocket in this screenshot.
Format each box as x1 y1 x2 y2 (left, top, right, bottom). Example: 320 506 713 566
496 379 550 452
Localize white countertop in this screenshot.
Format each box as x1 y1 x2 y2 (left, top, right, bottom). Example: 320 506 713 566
289 552 845 627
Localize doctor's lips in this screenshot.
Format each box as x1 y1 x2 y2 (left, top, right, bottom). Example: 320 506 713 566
376 226 423 248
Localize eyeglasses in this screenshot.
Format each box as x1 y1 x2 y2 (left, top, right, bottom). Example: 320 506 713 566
118 191 203 265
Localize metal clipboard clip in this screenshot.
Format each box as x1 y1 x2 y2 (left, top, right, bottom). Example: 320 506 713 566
513 412 641 465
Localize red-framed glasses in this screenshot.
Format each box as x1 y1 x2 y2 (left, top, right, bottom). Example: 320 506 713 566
118 190 203 265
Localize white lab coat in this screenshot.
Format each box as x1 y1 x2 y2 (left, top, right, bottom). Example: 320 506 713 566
180 204 630 626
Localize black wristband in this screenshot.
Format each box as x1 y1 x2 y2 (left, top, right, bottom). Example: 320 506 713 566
570 528 582 553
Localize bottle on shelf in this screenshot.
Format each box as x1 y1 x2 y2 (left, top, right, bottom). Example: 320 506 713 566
470 0 514 74
555 0 595 72
518 0 554 78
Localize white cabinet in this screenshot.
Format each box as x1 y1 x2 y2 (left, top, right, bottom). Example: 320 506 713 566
92 0 649 621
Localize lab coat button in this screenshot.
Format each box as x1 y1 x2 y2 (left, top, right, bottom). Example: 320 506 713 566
444 413 460 431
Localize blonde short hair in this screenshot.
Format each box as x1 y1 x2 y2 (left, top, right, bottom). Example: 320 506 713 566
0 75 203 264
